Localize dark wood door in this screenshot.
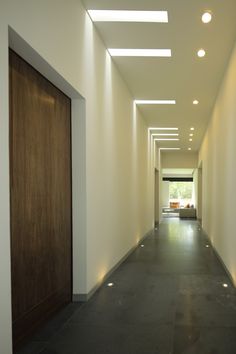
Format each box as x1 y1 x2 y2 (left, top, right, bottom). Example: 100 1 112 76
9 50 72 349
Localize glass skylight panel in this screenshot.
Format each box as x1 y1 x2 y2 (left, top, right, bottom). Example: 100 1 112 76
88 10 168 23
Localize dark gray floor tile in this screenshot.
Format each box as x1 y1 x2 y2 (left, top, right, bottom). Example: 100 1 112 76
175 293 236 327
16 341 47 354
173 326 236 354
41 323 173 354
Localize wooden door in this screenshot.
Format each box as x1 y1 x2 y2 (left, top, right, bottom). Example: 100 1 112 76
9 50 72 349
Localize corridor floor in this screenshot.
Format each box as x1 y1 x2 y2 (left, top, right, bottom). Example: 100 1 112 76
18 219 236 354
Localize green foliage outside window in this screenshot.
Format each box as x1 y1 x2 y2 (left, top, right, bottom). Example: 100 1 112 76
169 182 193 200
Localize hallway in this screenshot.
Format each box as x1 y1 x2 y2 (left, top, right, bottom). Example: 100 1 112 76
18 219 236 354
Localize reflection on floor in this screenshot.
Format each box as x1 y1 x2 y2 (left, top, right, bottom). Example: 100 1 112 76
17 219 236 354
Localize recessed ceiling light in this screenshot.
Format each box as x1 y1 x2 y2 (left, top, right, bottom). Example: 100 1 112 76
202 12 212 24
188 148 192 151
155 138 179 141
189 133 193 137
140 244 145 248
107 282 114 287
148 127 179 131
190 127 195 131
135 99 176 104
205 244 210 248
189 138 193 142
223 283 228 288
152 133 179 136
197 49 206 58
88 10 168 23
108 48 172 57
159 148 181 150
193 100 199 105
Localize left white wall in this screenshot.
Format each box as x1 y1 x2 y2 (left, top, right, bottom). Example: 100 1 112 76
0 1 154 352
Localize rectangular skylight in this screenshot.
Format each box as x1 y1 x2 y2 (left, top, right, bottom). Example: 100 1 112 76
148 127 179 131
152 133 179 136
88 10 168 23
154 138 179 141
135 100 176 104
108 49 171 57
159 148 181 150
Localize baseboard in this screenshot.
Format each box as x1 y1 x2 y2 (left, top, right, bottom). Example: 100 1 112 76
201 227 236 288
73 228 153 302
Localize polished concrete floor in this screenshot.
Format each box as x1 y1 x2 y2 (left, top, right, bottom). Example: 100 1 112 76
18 219 236 354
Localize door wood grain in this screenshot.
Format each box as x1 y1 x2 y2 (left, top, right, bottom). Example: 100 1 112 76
9 50 72 349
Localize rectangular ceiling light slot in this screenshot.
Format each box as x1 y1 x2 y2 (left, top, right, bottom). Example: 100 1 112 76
148 127 179 131
159 148 181 150
108 49 171 57
154 138 179 141
135 100 175 104
152 133 179 136
88 10 168 23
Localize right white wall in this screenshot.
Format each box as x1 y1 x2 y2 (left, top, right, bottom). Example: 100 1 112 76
199 41 236 284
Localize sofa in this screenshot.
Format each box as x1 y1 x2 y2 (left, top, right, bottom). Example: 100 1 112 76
179 208 196 218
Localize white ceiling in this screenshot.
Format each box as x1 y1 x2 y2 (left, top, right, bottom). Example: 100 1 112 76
162 168 194 177
82 0 236 151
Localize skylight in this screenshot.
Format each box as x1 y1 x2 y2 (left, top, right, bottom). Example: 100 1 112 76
135 100 176 104
148 127 179 131
152 133 179 136
155 138 179 141
88 10 168 23
108 49 171 57
159 148 181 150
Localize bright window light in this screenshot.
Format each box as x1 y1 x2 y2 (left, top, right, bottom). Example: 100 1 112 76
148 127 179 131
108 49 172 57
88 10 168 23
159 148 181 150
152 133 179 136
197 49 206 58
202 12 212 24
155 138 179 141
135 99 176 105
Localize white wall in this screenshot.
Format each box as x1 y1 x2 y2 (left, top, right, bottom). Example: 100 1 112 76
199 41 236 285
161 151 198 168
161 181 170 207
0 1 154 352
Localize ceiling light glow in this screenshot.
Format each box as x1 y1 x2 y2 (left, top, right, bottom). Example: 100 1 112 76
189 138 193 142
188 148 192 151
108 48 172 57
107 282 114 287
152 133 179 136
159 148 181 150
88 10 168 23
223 283 228 288
190 127 195 131
135 99 176 104
148 127 179 131
189 134 193 137
198 49 206 58
202 12 212 24
155 138 179 141
193 100 199 105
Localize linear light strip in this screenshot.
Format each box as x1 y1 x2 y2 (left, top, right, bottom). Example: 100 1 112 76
159 148 181 150
149 127 179 131
88 10 168 23
152 133 179 136
135 100 176 105
108 49 171 57
154 138 179 141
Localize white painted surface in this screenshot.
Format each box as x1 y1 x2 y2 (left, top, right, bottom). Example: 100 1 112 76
199 41 236 285
0 1 154 352
161 151 198 169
